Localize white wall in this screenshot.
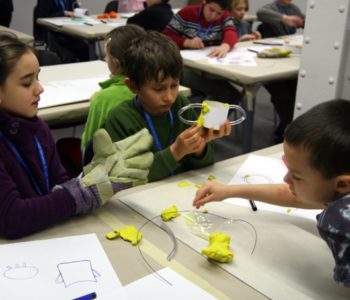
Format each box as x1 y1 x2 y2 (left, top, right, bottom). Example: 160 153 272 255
10 0 307 35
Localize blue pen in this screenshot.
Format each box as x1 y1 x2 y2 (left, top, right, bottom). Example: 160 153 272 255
72 292 97 300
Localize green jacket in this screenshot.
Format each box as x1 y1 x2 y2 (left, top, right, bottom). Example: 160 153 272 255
81 75 134 147
104 93 214 182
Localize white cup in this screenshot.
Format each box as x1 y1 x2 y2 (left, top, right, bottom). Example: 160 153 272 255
74 8 88 17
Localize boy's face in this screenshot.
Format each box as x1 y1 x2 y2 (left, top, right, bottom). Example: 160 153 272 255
203 2 225 23
282 142 338 205
0 51 44 118
130 75 179 116
231 1 247 22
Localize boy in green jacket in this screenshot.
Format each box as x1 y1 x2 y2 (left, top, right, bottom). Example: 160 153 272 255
104 31 231 182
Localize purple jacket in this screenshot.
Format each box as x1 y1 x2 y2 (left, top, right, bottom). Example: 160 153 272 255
0 110 76 238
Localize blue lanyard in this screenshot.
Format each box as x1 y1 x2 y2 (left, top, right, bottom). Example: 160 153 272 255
197 5 213 40
0 132 50 196
134 97 174 152
236 23 243 38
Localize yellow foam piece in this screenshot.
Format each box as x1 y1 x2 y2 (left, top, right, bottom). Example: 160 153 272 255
105 231 120 240
201 232 234 263
194 183 203 189
178 181 192 187
115 225 142 245
207 175 216 181
161 205 180 221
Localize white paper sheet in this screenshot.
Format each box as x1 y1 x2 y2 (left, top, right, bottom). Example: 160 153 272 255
39 77 106 109
225 155 322 220
0 234 126 300
125 268 216 299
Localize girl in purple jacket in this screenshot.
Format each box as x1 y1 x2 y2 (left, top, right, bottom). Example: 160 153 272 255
0 33 149 238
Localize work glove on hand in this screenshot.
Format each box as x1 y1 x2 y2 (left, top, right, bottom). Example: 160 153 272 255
59 129 154 215
83 128 154 185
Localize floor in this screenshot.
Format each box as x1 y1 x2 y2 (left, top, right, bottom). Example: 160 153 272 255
51 86 277 162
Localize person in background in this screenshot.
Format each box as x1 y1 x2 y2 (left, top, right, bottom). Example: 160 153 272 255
36 0 90 63
257 0 305 38
0 0 13 27
255 0 305 143
0 33 152 238
193 99 350 287
127 0 173 32
118 0 145 13
163 0 237 58
231 0 261 42
104 31 232 182
81 24 145 148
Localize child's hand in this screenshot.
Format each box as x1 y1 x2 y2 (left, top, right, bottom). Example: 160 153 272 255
208 43 230 58
193 181 229 208
184 37 205 49
200 121 232 143
170 125 205 161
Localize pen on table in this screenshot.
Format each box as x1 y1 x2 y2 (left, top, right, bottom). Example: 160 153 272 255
72 292 97 300
83 22 93 26
249 200 258 211
100 19 107 24
253 41 284 46
247 49 259 54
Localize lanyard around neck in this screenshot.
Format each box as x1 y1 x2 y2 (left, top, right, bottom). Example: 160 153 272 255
134 97 174 152
197 5 213 40
0 132 49 196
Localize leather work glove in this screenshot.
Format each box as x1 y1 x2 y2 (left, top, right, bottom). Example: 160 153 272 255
83 128 154 185
58 129 154 215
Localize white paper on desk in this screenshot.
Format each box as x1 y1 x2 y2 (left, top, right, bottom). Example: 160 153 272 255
180 47 214 60
125 267 216 299
0 234 126 300
208 47 257 66
39 77 106 108
225 154 322 220
118 170 350 300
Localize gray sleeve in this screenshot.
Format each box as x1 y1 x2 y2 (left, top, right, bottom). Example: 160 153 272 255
257 3 283 25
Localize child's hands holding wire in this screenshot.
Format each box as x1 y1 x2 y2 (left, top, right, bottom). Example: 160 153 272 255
170 124 206 161
200 120 232 143
193 181 230 208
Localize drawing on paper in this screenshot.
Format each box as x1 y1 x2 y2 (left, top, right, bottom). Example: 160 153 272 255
243 173 273 184
55 259 101 288
3 263 39 280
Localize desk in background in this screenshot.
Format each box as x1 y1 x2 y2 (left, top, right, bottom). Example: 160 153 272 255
182 36 301 153
36 16 127 60
38 60 190 128
0 25 34 44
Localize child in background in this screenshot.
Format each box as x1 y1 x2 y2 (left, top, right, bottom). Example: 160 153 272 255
104 31 232 182
193 99 350 287
81 25 145 148
257 0 305 38
231 0 261 42
163 0 237 58
0 33 152 238
127 0 173 32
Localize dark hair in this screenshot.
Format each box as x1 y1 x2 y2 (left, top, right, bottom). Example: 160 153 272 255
0 32 33 86
207 0 231 10
105 24 145 67
284 99 350 178
231 0 249 11
121 31 183 87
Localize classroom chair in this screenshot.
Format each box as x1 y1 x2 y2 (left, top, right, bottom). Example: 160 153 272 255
105 1 119 13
